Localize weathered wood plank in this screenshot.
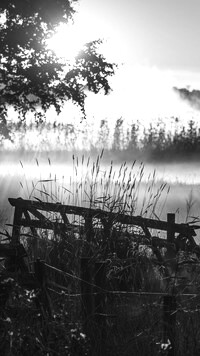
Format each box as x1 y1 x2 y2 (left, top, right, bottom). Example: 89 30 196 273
22 209 38 237
60 212 70 225
26 208 49 222
11 206 23 244
8 197 200 235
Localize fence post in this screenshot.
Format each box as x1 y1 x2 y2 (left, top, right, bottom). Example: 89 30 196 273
11 207 23 244
34 258 52 317
163 295 177 355
167 213 175 245
80 257 94 328
94 261 106 322
94 261 107 355
84 216 94 244
167 213 177 274
34 258 45 286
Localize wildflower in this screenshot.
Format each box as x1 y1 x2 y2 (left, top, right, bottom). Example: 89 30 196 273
80 333 86 339
160 339 171 351
5 317 11 323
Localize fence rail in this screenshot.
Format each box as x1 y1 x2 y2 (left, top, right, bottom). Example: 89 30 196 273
7 198 200 256
8 197 199 233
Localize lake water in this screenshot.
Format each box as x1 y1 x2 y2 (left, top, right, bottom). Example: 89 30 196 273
0 153 200 240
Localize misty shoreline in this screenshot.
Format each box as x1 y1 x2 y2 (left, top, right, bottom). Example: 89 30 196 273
0 148 200 165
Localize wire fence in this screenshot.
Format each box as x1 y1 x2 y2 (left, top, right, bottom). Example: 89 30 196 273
30 257 200 355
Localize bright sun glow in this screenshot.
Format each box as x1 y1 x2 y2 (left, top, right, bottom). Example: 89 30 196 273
47 21 133 64
46 4 108 61
47 23 88 60
46 6 127 63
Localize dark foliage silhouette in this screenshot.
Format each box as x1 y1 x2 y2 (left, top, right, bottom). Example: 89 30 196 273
0 0 115 119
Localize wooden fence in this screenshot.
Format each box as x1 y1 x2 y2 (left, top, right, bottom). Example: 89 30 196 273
7 197 200 275
7 197 200 249
1 197 200 355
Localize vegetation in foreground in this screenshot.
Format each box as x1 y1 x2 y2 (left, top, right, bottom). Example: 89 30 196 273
0 153 200 355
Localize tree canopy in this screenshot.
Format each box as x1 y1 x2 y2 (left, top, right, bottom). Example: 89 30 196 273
0 0 115 120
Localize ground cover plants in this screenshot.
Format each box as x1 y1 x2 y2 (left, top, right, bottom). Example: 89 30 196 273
1 152 200 355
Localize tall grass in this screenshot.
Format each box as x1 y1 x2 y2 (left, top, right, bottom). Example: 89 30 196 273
17 151 171 276
17 151 172 296
19 150 170 219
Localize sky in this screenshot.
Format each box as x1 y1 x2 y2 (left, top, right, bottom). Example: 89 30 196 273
49 0 200 127
76 0 200 73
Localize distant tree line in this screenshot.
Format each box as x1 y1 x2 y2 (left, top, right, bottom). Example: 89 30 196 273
1 117 200 160
108 117 200 160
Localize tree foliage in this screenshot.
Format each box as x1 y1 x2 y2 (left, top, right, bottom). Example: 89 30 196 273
0 0 115 119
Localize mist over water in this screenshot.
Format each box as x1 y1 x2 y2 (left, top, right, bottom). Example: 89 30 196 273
1 153 200 238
